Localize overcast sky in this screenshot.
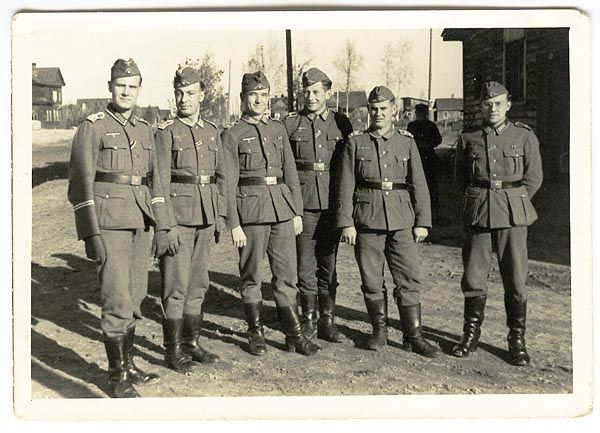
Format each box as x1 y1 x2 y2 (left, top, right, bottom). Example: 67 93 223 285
26 13 462 111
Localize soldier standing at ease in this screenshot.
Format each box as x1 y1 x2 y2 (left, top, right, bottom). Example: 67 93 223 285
154 63 223 374
283 68 353 343
335 86 438 358
452 81 543 366
407 103 442 216
221 71 320 357
68 59 175 397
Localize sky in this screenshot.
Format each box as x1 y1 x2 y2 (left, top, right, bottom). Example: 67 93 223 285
25 13 462 112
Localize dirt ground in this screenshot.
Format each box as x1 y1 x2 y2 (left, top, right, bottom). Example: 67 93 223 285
29 140 572 399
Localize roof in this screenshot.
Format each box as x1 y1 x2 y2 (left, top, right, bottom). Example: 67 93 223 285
32 67 65 87
327 91 368 110
270 97 288 110
434 98 464 111
400 97 429 109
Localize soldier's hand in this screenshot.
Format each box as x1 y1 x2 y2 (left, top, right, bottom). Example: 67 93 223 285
293 216 303 236
151 230 170 258
214 229 221 244
166 227 181 255
231 226 247 248
84 234 106 265
341 226 357 246
413 227 429 243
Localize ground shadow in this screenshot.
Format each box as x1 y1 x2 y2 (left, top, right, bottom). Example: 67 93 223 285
32 161 69 187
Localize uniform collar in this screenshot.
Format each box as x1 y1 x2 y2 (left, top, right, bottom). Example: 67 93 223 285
241 113 269 125
106 104 136 126
484 118 510 135
303 106 329 121
368 124 395 140
178 115 204 128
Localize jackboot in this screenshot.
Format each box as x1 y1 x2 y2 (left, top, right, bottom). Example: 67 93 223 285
163 318 196 374
181 314 219 364
124 326 160 385
364 296 388 351
103 335 140 398
506 299 531 366
243 302 267 356
277 304 321 356
299 293 318 343
451 296 487 358
317 292 347 342
398 303 439 358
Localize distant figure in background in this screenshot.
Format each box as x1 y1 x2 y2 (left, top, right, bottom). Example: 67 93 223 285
452 81 543 366
407 103 442 217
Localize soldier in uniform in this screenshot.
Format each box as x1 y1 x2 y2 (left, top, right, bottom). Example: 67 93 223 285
221 71 320 357
68 59 175 397
154 64 223 374
407 103 442 216
452 81 543 366
335 86 438 358
283 67 353 344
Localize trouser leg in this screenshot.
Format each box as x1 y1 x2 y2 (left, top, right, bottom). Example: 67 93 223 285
266 219 299 307
160 225 194 319
296 211 319 341
238 224 270 304
385 229 421 306
461 225 493 298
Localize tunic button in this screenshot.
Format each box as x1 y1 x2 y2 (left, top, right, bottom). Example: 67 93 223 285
492 173 497 177
385 191 389 196
403 158 407 161
179 148 183 151
266 152 270 156
319 172 322 176
384 164 388 168
134 154 138 158
105 194 109 198
200 155 204 158
493 159 497 163
318 159 322 162
384 178 388 181
383 151 387 155
318 144 322 148
112 146 117 150
173 193 177 197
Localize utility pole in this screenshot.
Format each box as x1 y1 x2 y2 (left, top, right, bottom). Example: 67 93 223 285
285 29 294 112
428 28 433 118
227 58 231 123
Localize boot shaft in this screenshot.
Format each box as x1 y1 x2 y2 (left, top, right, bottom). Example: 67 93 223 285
364 297 388 330
103 335 128 371
243 302 264 331
300 294 318 322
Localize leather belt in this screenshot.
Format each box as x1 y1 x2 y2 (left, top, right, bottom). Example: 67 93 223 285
95 172 150 186
471 179 523 189
171 175 215 185
238 176 284 186
358 180 409 191
296 161 329 171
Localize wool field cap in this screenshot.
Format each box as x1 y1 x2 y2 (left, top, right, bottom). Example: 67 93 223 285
174 66 205 90
111 58 141 80
480 81 509 100
241 71 270 92
302 67 331 87
368 85 395 103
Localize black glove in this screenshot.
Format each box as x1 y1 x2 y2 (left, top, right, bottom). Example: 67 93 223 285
84 234 106 265
151 230 170 258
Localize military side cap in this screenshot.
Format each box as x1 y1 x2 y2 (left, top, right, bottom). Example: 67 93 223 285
111 58 141 80
368 85 395 103
302 67 331 87
481 81 508 100
241 71 270 92
174 66 205 89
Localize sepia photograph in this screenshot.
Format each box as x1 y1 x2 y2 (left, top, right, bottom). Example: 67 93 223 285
9 6 593 424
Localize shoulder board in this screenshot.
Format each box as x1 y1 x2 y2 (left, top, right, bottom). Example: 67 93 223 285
158 119 174 130
204 119 217 128
284 111 298 118
514 121 532 130
269 116 282 123
398 129 413 138
349 130 365 137
137 117 149 125
86 112 105 122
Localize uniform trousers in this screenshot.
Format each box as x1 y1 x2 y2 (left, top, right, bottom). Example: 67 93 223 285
159 224 214 319
238 220 298 306
296 210 340 296
98 227 153 337
461 225 529 304
355 228 421 306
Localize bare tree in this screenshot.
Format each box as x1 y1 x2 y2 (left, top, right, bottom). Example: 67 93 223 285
379 40 414 99
334 39 364 113
292 39 315 111
245 33 286 96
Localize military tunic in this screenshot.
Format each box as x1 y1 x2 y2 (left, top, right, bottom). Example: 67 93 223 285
454 120 543 302
221 115 303 306
284 108 353 297
68 105 170 337
154 116 228 318
335 126 431 305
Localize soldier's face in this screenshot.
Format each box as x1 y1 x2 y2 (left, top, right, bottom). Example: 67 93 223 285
108 76 142 112
175 83 204 118
241 89 270 117
369 100 397 131
303 82 332 114
481 94 511 126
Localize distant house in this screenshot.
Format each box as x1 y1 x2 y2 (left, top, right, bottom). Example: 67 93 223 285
76 98 111 115
136 106 173 127
327 91 368 114
269 96 288 120
400 97 429 121
433 97 464 122
441 28 569 175
32 63 66 128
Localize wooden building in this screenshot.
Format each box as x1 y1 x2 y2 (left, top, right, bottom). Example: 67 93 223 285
400 97 429 120
32 63 66 128
433 97 464 122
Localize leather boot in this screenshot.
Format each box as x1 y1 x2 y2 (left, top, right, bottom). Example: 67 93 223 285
506 299 531 366
124 326 160 385
317 292 347 343
163 318 196 374
398 303 439 358
181 314 219 363
451 296 487 358
277 304 321 356
299 294 318 343
364 296 388 351
243 302 267 356
103 335 140 398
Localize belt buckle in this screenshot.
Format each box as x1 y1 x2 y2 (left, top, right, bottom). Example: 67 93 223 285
313 162 325 171
265 176 277 185
200 175 211 184
381 181 393 190
130 175 142 186
490 180 502 189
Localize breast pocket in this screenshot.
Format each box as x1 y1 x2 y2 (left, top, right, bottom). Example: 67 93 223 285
290 132 311 159
140 140 153 170
503 146 524 176
356 147 375 179
469 147 487 178
171 141 196 170
207 139 219 170
99 136 129 171
394 152 409 179
273 135 284 165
